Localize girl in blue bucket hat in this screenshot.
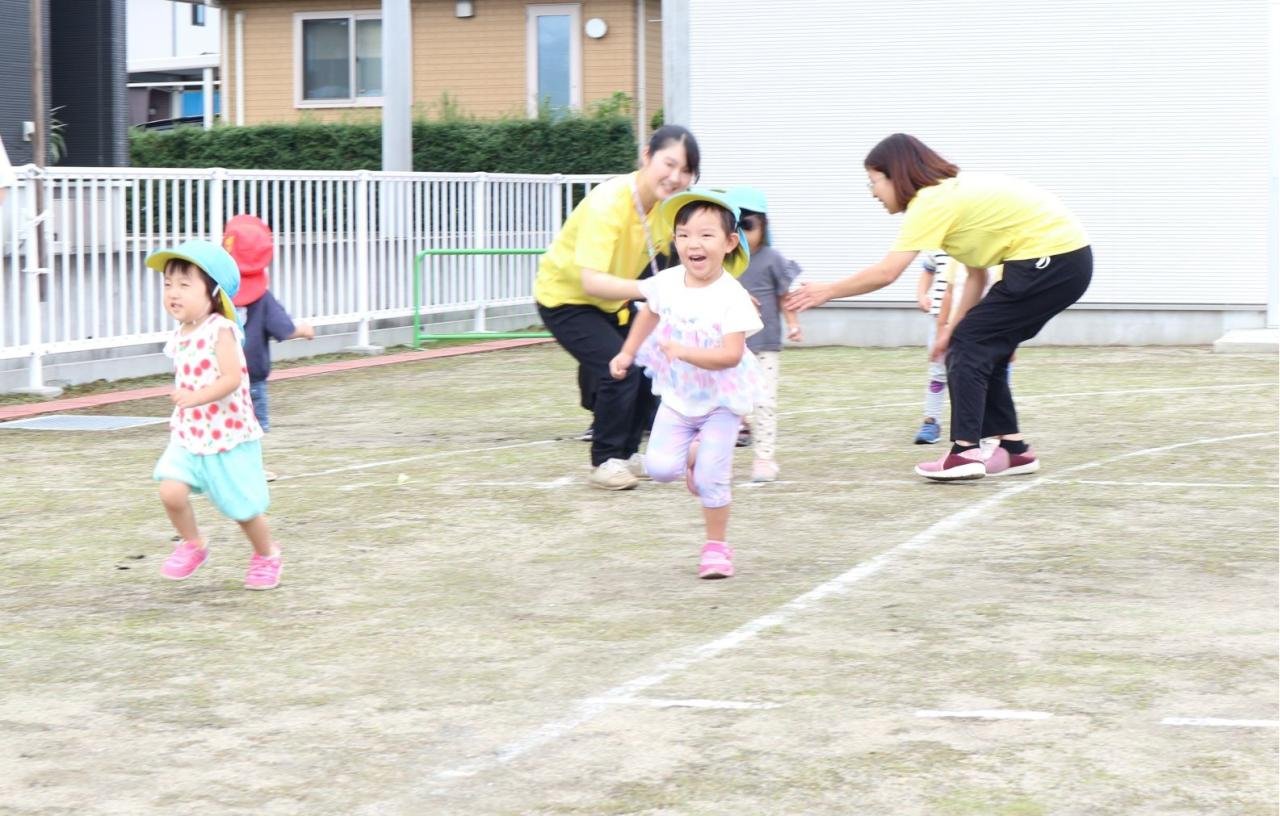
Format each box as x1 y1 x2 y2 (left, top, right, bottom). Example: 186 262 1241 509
726 186 804 483
145 239 284 590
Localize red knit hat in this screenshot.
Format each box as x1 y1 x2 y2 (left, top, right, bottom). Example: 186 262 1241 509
222 214 274 306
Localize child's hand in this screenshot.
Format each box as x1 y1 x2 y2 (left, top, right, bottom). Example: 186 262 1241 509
295 322 316 340
170 388 203 409
917 294 932 313
786 324 803 343
608 351 634 379
930 324 953 361
659 340 685 363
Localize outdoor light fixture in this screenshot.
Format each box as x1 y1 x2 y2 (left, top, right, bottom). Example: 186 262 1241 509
584 17 608 38
455 1 474 17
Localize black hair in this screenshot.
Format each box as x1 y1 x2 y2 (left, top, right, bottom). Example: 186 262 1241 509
647 125 701 182
738 208 769 245
674 200 736 236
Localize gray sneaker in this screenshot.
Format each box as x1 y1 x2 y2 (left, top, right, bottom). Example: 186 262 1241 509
626 453 651 480
589 458 640 490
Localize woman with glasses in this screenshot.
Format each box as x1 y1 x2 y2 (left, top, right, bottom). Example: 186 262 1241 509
786 133 1091 481
535 125 700 490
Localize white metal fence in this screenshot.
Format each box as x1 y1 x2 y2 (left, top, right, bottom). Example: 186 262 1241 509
0 166 611 390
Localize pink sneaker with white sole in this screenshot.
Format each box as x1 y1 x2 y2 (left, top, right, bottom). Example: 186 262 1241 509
983 445 1041 476
915 447 987 481
698 540 734 579
161 539 208 580
244 552 283 590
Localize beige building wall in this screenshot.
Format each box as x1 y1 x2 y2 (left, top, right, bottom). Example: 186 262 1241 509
220 0 662 127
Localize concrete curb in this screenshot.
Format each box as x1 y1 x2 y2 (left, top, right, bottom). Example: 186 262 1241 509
0 338 554 422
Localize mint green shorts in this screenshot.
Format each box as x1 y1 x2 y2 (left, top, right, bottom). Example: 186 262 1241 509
153 440 269 522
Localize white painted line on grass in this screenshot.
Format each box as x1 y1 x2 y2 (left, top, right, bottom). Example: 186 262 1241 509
617 697 783 711
273 438 558 482
916 709 1052 721
780 381 1276 417
1045 478 1280 490
1161 717 1279 728
414 481 1044 791
400 430 1278 796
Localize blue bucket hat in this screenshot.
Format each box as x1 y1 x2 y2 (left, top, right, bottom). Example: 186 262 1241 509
145 239 240 323
657 187 750 278
728 186 769 245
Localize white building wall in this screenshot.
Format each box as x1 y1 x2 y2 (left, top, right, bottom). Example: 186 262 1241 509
127 0 222 62
683 1 1271 316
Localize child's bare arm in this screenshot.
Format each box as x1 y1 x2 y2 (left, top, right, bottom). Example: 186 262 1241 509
783 307 803 341
665 331 746 371
582 268 643 301
172 327 242 408
915 268 933 312
290 321 315 340
609 308 660 378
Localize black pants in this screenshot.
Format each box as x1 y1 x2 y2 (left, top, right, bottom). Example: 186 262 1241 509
947 246 1093 442
539 302 658 466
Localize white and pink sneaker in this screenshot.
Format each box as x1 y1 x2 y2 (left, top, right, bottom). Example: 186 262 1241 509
244 552 283 590
698 540 734 579
984 445 1041 476
915 447 987 481
161 539 208 580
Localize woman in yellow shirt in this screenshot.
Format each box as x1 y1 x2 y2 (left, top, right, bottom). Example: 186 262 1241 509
535 126 699 490
787 133 1092 481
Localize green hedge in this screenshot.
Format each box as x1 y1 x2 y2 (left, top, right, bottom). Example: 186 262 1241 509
129 117 637 175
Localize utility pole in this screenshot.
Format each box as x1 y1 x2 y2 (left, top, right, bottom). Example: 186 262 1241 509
381 0 412 172
29 0 48 284
29 0 47 172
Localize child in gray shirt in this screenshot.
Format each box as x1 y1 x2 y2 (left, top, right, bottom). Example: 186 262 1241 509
729 187 803 482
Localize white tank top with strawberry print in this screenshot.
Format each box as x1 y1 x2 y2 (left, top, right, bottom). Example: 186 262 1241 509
166 314 264 455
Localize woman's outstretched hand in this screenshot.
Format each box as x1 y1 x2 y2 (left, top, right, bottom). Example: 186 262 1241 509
783 282 833 313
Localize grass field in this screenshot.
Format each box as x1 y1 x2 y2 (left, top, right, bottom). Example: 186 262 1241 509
1 344 1276 815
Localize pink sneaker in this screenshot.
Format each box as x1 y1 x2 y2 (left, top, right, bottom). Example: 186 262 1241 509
161 539 208 580
984 445 1041 476
245 552 283 590
915 447 986 481
698 540 734 579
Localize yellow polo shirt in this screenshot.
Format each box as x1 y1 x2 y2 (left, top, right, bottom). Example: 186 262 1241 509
893 173 1087 269
533 172 672 315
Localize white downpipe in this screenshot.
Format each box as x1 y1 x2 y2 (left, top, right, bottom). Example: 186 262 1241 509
235 12 246 126
220 9 229 123
636 0 646 142
202 67 215 130
1268 0 1279 326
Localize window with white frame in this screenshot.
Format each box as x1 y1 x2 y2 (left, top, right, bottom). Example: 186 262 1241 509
526 4 581 117
295 11 383 106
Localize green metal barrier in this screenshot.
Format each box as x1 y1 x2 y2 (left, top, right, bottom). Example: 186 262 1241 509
412 247 551 347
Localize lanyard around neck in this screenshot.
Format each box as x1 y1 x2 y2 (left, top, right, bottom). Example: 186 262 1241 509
631 178 660 279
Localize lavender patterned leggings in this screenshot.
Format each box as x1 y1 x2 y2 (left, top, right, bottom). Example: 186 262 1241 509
645 404 741 509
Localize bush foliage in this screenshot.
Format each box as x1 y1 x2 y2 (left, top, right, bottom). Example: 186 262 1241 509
130 117 637 175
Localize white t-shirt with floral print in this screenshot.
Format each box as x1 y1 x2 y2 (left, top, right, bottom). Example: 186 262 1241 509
165 314 264 455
